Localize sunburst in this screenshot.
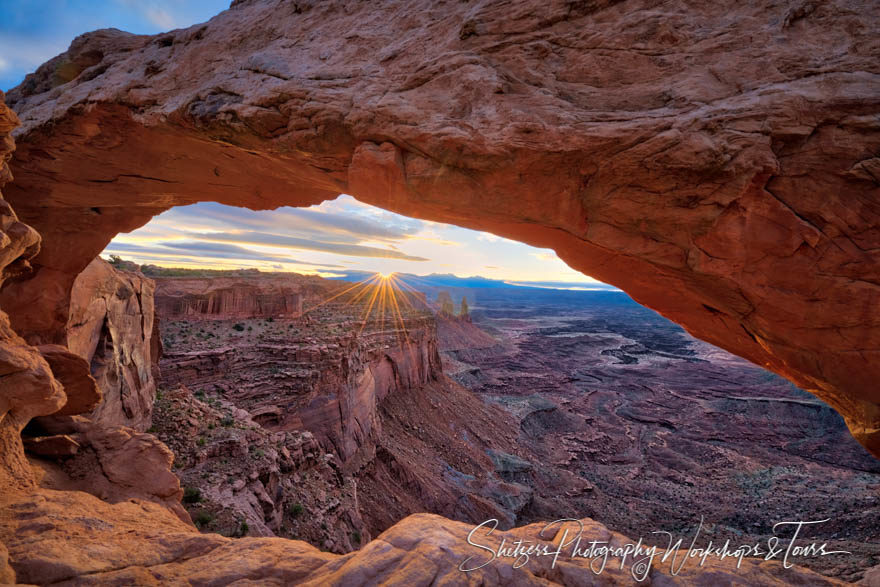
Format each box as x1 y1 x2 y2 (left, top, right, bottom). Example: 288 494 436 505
300 272 432 345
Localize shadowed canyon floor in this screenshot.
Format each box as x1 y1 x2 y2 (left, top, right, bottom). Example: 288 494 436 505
440 287 880 581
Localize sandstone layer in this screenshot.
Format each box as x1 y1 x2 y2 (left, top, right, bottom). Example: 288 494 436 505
0 490 848 586
154 271 306 320
66 258 159 430
0 0 878 455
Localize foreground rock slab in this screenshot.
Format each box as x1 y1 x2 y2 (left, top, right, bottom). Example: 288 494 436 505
0 488 847 586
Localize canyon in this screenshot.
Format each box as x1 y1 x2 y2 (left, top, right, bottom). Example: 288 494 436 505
150 270 532 550
0 0 878 584
439 285 880 582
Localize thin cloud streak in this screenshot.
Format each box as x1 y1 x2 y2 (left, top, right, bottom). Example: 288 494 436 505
193 231 430 261
105 241 343 267
166 202 421 243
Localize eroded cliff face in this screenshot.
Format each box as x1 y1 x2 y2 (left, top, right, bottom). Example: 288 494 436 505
0 0 878 455
155 273 304 319
156 275 441 464
67 258 159 430
153 274 534 546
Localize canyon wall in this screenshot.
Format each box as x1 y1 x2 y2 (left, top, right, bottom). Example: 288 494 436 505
155 274 441 464
155 274 303 319
1 0 878 456
160 313 441 465
153 274 535 547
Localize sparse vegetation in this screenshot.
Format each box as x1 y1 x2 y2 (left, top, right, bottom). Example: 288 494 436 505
183 487 202 504
194 511 214 527
289 503 304 518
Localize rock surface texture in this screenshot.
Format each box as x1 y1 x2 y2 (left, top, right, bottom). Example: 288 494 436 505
0 493 849 586
67 258 159 430
154 271 304 319
2 0 879 455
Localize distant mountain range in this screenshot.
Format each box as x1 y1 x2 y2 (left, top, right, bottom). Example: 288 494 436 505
328 270 621 292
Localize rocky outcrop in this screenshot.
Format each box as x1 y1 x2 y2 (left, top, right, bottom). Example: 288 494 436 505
66 257 158 431
154 274 305 319
35 344 101 416
1 0 879 456
159 298 442 465
0 491 847 586
0 93 66 501
30 417 189 524
151 384 370 552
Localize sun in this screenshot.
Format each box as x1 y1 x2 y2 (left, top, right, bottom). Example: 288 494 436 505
377 272 394 279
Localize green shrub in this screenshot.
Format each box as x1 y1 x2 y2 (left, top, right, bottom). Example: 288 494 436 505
197 436 206 447
233 323 245 331
352 531 362 545
183 487 202 504
194 511 214 527
289 503 304 518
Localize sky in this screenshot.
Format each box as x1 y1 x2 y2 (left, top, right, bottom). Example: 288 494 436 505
0 0 230 91
104 197 602 285
1 0 604 287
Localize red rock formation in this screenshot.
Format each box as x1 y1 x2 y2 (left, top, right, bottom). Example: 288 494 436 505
154 274 304 319
0 495 847 585
0 93 66 500
0 82 860 587
67 258 159 430
2 0 878 456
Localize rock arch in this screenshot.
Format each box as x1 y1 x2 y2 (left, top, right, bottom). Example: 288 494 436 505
2 0 879 457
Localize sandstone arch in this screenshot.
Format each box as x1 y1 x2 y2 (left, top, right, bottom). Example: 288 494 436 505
2 0 879 457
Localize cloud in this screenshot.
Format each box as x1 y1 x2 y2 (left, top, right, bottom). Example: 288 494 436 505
165 202 422 244
0 34 69 90
105 240 342 267
194 231 430 261
531 252 558 262
160 241 294 261
144 7 176 29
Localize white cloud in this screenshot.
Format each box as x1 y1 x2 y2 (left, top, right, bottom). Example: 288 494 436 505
0 35 69 74
144 7 176 30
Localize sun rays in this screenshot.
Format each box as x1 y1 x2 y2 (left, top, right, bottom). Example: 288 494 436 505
300 272 433 345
